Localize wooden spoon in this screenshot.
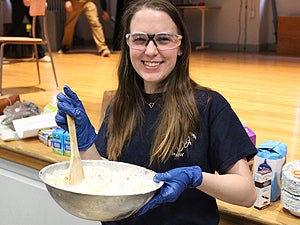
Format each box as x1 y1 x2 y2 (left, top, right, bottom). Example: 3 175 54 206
67 114 84 186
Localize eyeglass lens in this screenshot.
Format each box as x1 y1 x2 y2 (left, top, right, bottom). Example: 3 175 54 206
126 33 182 51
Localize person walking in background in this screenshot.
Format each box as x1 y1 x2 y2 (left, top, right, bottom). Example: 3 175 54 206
6 0 51 62
59 0 110 57
55 0 257 224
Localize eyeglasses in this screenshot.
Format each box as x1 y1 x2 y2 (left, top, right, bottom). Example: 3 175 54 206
125 32 182 51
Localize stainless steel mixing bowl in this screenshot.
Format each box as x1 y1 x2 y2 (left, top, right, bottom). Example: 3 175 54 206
39 160 163 221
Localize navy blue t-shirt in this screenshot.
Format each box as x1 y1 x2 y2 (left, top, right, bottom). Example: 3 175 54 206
94 90 257 225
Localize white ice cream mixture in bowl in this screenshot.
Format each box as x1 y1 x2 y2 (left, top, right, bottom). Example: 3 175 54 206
39 160 163 221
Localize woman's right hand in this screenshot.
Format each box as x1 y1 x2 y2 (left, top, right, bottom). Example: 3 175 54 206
55 85 97 151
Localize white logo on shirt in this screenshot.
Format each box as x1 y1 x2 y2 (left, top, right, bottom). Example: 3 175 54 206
172 133 197 158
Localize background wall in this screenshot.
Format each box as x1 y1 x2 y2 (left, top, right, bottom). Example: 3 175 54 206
182 0 300 51
1 0 300 52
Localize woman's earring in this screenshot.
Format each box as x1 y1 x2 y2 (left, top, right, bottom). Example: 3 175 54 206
178 50 182 56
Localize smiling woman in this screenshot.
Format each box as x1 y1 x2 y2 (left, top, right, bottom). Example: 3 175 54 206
54 1 257 225
126 7 183 93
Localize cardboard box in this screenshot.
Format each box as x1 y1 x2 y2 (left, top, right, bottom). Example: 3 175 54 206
243 124 256 146
63 132 71 156
38 128 53 146
51 127 65 155
254 170 272 209
254 141 287 202
13 112 57 139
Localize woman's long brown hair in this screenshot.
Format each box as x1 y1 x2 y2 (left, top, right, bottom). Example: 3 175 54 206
106 0 205 166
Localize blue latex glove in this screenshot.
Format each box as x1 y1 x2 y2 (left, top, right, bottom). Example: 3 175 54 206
137 166 202 215
55 85 97 151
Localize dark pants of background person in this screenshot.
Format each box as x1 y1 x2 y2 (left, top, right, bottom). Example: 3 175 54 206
112 0 135 51
7 0 46 58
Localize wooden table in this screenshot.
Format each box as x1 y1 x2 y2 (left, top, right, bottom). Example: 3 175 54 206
176 5 221 50
0 138 299 224
0 137 68 170
218 199 299 225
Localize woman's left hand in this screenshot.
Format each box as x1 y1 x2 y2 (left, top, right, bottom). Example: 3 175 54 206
137 166 203 215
